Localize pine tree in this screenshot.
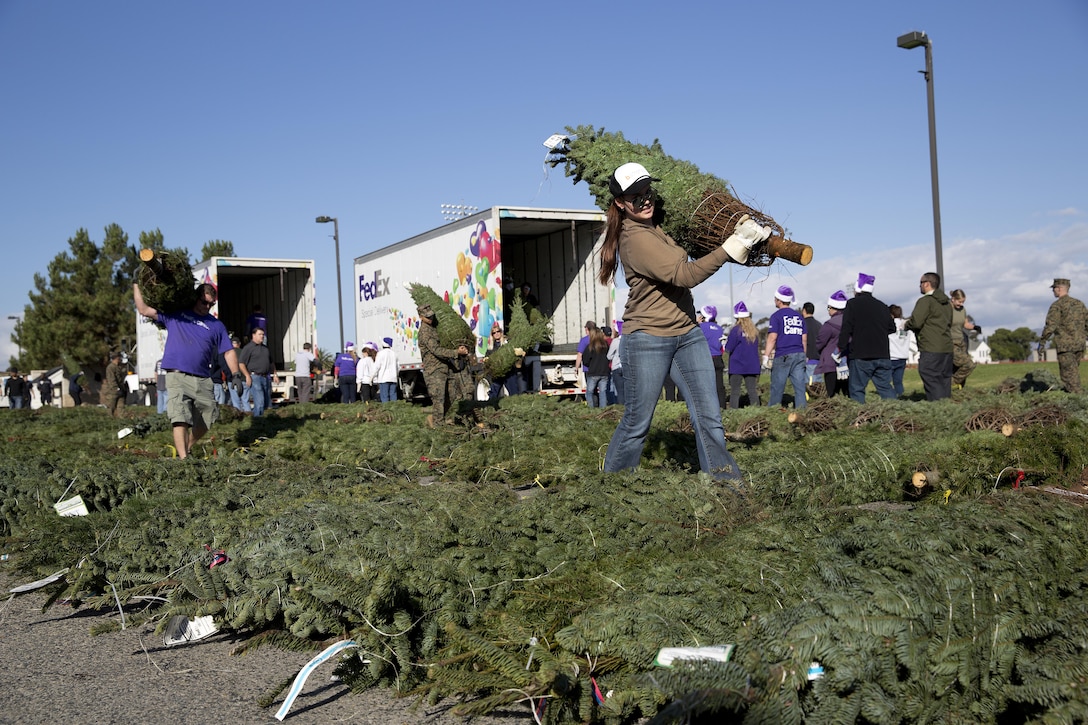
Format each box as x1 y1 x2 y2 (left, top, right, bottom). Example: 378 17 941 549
484 292 552 379
17 224 139 370
408 283 474 348
547 125 811 266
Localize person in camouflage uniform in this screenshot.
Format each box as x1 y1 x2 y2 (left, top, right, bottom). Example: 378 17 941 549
949 289 978 388
417 304 472 426
104 351 128 417
1040 278 1088 394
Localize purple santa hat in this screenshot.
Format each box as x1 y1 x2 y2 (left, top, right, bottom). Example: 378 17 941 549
774 285 795 304
733 301 751 318
827 290 848 309
856 273 876 293
699 304 718 321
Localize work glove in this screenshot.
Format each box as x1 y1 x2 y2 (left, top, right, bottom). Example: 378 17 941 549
973 326 982 336
722 214 773 264
232 372 245 395
761 354 772 370
513 347 525 357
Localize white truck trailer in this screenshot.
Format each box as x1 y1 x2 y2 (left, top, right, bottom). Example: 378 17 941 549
352 207 615 399
136 257 318 403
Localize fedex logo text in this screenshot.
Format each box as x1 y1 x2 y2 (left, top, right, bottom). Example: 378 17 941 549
359 270 390 301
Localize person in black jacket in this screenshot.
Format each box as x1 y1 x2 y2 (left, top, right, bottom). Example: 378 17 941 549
837 273 896 403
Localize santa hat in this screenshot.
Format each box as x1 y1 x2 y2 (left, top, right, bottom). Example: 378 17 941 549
382 337 393 348
699 305 717 321
774 285 794 304
733 301 751 319
856 273 875 293
827 290 848 309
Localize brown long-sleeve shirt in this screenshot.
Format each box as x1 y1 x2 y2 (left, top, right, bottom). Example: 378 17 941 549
618 219 731 337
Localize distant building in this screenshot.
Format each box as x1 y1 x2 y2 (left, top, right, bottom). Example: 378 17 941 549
969 338 991 365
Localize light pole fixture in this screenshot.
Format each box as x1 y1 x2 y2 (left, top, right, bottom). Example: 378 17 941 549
7 315 22 363
440 204 479 222
897 30 944 286
315 216 344 352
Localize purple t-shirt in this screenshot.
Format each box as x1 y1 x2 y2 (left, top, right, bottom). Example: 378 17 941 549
699 321 724 357
158 310 233 377
724 325 760 375
577 334 590 370
769 307 805 357
335 352 358 377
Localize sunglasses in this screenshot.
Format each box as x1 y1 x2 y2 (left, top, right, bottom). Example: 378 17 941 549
625 187 656 212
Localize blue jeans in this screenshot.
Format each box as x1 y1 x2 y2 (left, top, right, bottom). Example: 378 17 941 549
768 352 808 408
230 383 246 411
488 375 518 402
379 382 397 402
518 355 542 393
339 376 358 403
248 375 270 416
611 368 626 405
157 388 168 414
213 382 226 405
847 359 896 403
889 359 907 397
586 374 610 408
604 328 741 480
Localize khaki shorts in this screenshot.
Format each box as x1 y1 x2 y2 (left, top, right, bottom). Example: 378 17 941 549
166 371 219 430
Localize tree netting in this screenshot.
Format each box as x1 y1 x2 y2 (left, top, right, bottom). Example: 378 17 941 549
547 125 812 266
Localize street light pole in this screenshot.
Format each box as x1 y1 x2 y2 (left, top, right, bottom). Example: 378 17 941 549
897 30 944 287
315 216 344 352
7 315 22 363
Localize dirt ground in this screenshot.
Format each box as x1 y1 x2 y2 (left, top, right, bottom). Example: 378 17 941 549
0 573 531 725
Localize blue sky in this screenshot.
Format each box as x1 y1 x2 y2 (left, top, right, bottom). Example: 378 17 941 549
2 0 1086 364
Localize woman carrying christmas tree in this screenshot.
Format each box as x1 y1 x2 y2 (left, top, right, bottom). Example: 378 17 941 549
598 162 769 481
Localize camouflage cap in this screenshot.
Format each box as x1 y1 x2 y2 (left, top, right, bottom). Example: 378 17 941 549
417 304 435 318
1052 278 1071 288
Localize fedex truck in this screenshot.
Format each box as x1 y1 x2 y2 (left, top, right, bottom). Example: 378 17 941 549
136 257 317 403
352 207 616 399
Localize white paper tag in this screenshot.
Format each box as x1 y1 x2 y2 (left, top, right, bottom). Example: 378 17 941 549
654 644 734 667
54 495 88 517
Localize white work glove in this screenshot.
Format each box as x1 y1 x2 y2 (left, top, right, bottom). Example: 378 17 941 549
514 347 525 357
761 354 772 370
722 214 773 264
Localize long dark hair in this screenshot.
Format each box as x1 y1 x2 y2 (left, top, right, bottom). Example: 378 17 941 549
587 327 608 354
598 202 624 286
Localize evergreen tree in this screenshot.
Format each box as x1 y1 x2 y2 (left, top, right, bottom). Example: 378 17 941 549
17 225 141 370
12 227 188 371
201 239 235 261
988 327 1037 361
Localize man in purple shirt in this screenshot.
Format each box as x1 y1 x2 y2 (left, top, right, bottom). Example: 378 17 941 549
134 282 239 459
764 285 808 409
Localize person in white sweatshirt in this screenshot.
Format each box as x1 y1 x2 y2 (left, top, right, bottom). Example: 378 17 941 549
374 336 399 402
